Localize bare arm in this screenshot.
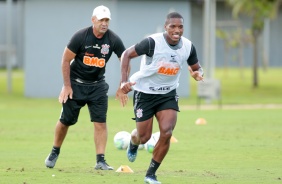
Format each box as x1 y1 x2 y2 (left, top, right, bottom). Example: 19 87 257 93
120 45 138 93
115 45 138 107
58 47 76 103
118 59 131 85
115 56 131 107
189 62 204 81
120 45 138 83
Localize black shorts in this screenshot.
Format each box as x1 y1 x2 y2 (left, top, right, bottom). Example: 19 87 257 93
59 80 109 126
132 89 179 122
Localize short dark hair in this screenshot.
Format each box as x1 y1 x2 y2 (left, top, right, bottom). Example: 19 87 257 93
166 12 183 20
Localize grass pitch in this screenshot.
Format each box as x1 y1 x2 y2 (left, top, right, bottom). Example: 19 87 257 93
0 68 282 184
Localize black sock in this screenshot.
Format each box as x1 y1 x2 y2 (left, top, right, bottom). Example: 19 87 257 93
130 141 139 151
52 146 60 155
146 159 160 176
97 154 105 163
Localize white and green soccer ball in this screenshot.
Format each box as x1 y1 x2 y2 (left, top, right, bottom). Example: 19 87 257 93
114 131 131 150
144 132 160 153
138 144 145 150
152 132 160 142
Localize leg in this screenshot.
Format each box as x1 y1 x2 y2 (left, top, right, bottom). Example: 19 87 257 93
131 90 155 145
132 117 154 145
45 82 83 168
127 118 153 162
144 109 177 184
53 121 69 147
92 121 114 170
94 122 107 154
93 122 113 170
154 109 177 163
87 82 112 170
45 121 69 168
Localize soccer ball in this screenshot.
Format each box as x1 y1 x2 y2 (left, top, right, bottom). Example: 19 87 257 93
138 144 145 150
152 131 160 142
144 135 157 153
114 131 131 150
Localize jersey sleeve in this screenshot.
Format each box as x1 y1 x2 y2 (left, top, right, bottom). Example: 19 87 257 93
135 37 155 57
187 44 199 65
108 31 126 58
67 29 84 54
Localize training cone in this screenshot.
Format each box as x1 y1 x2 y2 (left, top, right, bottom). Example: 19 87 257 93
195 118 207 125
170 136 178 143
116 165 134 173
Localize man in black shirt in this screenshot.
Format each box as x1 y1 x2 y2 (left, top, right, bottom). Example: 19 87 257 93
45 5 127 170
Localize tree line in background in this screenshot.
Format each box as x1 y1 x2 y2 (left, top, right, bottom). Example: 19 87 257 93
218 0 281 88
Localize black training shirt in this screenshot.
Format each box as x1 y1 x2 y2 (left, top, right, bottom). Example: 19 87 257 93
67 26 125 83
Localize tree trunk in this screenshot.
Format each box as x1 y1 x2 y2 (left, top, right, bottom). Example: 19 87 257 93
239 28 244 79
253 31 259 88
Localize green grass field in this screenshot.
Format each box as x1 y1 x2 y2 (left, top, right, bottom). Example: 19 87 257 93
0 68 282 184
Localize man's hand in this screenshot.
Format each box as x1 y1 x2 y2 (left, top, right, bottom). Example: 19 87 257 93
58 85 73 103
120 81 136 94
115 88 129 107
188 67 204 82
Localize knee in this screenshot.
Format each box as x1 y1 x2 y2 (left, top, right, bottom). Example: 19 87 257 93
58 121 69 128
160 130 172 142
94 122 107 130
139 134 151 144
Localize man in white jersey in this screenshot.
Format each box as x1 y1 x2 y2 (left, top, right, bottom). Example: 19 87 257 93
118 12 204 184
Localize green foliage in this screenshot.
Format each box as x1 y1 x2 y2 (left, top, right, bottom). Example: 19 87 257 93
226 0 281 88
228 0 279 19
216 28 244 49
227 0 280 31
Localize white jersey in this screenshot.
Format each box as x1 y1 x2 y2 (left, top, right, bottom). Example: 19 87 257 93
129 33 192 94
